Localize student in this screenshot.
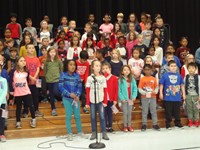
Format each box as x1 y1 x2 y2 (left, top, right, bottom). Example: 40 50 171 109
133 34 147 59
96 49 107 64
67 20 77 41
67 36 82 60
116 12 127 34
88 14 99 40
9 47 18 70
99 14 113 35
83 37 96 64
184 62 200 127
57 40 67 62
118 65 137 132
59 59 88 141
85 60 109 140
126 31 138 59
117 36 127 65
9 56 36 129
76 51 90 113
81 23 97 42
138 64 160 131
44 47 63 116
102 62 118 132
110 49 123 77
57 16 68 34
141 21 153 47
159 60 185 129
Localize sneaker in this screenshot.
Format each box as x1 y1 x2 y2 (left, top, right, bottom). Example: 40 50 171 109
51 109 58 116
153 125 160 131
188 120 193 127
90 132 96 140
54 98 58 103
41 98 48 103
175 123 184 129
194 120 199 127
35 111 43 117
0 135 6 142
22 113 28 118
123 127 128 132
67 134 73 141
83 107 89 113
30 118 36 128
141 124 147 131
166 124 172 130
77 132 89 139
109 128 114 133
102 132 109 140
16 122 22 129
156 104 162 109
127 126 134 132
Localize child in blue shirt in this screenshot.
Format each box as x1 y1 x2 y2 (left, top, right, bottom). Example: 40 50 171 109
159 60 185 129
59 59 88 141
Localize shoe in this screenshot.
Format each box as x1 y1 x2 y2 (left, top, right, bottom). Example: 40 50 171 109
109 128 114 133
156 104 162 109
90 132 96 140
123 127 128 132
54 98 58 103
188 120 193 127
67 134 73 141
153 125 160 131
35 111 43 117
102 132 109 140
194 120 199 127
51 109 58 116
0 135 6 142
83 107 89 113
22 113 28 118
16 122 22 129
141 124 147 131
41 98 48 103
175 123 184 129
30 118 36 128
166 124 172 130
127 126 134 132
77 132 89 139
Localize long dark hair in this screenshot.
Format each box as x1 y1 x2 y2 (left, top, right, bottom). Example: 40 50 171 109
119 65 133 82
63 59 77 72
15 56 28 72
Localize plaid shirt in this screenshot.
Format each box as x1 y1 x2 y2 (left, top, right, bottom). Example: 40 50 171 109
59 71 82 101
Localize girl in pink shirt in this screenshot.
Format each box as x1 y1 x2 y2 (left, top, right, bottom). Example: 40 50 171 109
9 56 36 129
126 31 138 59
99 14 113 35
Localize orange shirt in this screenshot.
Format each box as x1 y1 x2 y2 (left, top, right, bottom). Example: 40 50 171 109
138 76 158 98
39 55 47 77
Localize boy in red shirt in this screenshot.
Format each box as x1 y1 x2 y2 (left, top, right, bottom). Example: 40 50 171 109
76 51 90 113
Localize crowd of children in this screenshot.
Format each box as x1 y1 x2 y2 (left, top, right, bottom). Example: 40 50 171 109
0 12 200 143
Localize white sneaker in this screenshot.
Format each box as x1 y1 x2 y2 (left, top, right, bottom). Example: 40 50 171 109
30 119 36 128
16 122 22 129
77 132 89 139
67 134 73 141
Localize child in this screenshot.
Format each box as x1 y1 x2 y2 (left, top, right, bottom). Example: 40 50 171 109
101 38 113 62
76 51 90 113
66 20 76 41
57 16 68 34
140 13 148 31
159 60 185 129
126 31 138 59
88 14 99 40
128 13 141 33
3 28 12 42
0 55 9 81
118 65 137 132
38 46 48 103
24 44 43 117
152 36 163 66
128 48 144 81
6 13 22 46
4 39 14 56
117 36 127 65
55 31 69 50
81 23 97 42
9 47 18 70
175 37 190 65
116 12 127 34
102 62 118 132
57 40 67 62
138 64 160 131
146 46 160 68
110 23 121 43
83 37 96 64
99 14 113 35
184 62 200 127
85 60 109 140
44 47 63 116
0 75 8 142
134 34 147 59
96 49 107 64
141 21 153 47
9 56 36 129
67 36 82 60
43 15 54 33
59 59 88 141
126 22 139 38
181 54 198 79
110 49 123 77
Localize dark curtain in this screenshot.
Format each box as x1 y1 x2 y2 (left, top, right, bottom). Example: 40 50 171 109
0 0 199 52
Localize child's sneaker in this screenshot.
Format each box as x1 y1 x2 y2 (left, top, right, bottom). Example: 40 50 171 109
30 118 36 128
102 132 109 140
123 127 128 132
141 124 147 131
0 135 6 142
16 122 22 129
153 125 160 131
127 126 134 132
41 98 48 103
51 109 58 116
194 120 199 127
175 123 184 129
188 120 193 127
156 104 162 109
22 113 28 118
83 107 89 113
166 124 172 130
90 132 96 140
35 111 43 117
67 133 73 141
108 128 114 133
77 132 89 139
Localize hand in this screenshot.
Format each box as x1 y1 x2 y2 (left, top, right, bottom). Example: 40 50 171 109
85 105 90 108
103 103 107 107
70 93 76 99
159 93 163 100
113 101 117 105
122 100 126 103
74 96 79 101
132 99 136 105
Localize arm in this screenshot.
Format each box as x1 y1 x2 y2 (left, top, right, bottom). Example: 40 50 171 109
118 79 124 101
159 84 164 100
76 75 82 97
138 88 146 95
9 70 15 93
19 24 23 40
7 60 11 74
131 78 138 100
181 84 186 100
103 88 108 106
113 77 118 104
86 87 90 106
180 66 185 79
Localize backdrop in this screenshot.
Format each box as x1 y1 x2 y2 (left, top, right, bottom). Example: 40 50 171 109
0 0 199 52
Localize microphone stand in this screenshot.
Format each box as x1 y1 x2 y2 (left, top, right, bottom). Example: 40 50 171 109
89 76 105 149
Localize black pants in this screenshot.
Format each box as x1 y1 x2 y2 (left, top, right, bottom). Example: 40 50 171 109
80 81 86 107
0 104 6 135
105 101 113 128
15 94 35 122
164 101 181 127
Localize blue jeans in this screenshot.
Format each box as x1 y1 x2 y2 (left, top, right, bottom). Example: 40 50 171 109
90 102 106 132
63 98 82 134
47 82 60 110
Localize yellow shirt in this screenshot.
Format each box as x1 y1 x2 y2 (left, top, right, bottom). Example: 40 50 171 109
19 46 37 57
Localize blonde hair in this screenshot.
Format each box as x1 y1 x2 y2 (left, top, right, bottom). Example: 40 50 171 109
184 54 195 65
111 49 121 61
40 20 49 31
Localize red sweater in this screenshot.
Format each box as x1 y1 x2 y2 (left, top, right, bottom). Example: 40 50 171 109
105 74 118 102
7 23 21 39
76 59 89 84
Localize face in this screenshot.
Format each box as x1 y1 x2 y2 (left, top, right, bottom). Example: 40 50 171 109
26 20 32 27
129 33 135 40
169 63 177 73
104 15 110 23
25 36 31 44
166 55 174 62
122 66 131 77
117 16 123 22
41 49 47 56
104 40 110 47
118 38 124 45
89 15 95 22
26 45 35 55
153 38 159 46
145 23 151 30
129 23 135 31
154 28 161 36
73 31 81 38
112 50 119 59
188 66 196 75
149 48 155 56
61 17 67 24
116 32 123 38
41 21 48 29
129 14 136 22
7 41 14 48
85 25 92 33
49 49 56 58
87 39 93 46
43 16 49 22
18 57 26 68
68 61 76 73
102 65 111 75
181 38 188 47
143 67 152 76
42 39 49 46
133 50 140 59
92 61 101 74
141 15 147 23
145 58 153 65
59 41 65 49
69 21 76 29
11 17 17 23
187 55 195 63
60 32 66 39
4 29 11 38
0 42 4 51
166 46 175 53
72 37 79 46
137 35 143 43
156 19 163 27
115 23 120 32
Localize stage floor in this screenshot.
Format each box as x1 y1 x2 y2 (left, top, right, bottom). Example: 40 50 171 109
1 127 200 150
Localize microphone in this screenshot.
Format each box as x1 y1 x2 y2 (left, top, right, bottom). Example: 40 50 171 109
91 74 97 82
